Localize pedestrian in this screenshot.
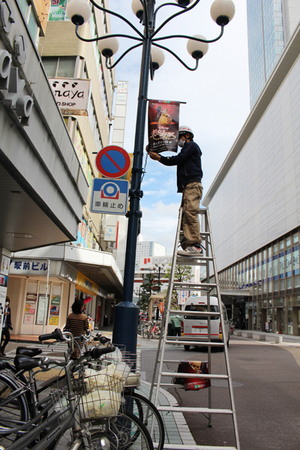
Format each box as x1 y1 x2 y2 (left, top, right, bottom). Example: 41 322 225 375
0 296 13 356
148 125 203 256
171 315 182 336
64 299 89 359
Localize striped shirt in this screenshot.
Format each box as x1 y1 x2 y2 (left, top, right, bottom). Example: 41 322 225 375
65 313 89 359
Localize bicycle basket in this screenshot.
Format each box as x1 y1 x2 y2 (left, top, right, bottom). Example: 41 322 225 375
79 373 122 420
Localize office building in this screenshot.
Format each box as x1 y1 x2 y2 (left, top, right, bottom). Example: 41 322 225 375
135 241 166 271
247 0 300 108
202 17 300 335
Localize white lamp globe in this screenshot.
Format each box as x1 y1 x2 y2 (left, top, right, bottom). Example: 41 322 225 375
151 47 165 70
187 35 209 60
131 0 144 19
210 0 235 26
98 37 119 58
66 0 91 26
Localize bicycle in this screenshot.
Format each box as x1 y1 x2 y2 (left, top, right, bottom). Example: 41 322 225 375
0 329 154 450
81 332 165 450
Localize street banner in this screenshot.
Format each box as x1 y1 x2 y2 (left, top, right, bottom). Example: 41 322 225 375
148 100 179 153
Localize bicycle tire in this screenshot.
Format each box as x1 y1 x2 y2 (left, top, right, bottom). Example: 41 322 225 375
76 432 118 450
109 409 154 450
123 391 164 450
0 372 29 447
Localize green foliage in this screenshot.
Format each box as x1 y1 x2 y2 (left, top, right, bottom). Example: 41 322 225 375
163 265 193 310
136 273 160 311
163 264 192 282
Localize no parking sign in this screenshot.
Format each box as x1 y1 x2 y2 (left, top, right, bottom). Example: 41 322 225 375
95 145 131 178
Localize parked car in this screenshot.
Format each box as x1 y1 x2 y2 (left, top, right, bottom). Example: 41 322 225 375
181 295 230 351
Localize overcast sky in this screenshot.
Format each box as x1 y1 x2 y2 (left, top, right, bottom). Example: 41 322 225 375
108 0 250 254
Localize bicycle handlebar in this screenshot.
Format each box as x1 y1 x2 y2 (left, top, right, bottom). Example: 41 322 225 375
89 345 115 359
39 328 64 342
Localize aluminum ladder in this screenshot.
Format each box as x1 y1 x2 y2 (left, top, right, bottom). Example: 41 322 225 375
150 207 240 450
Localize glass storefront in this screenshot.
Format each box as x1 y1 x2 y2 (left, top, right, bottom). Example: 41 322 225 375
219 228 300 336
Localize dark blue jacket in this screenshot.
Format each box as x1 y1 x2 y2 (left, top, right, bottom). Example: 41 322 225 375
159 141 203 192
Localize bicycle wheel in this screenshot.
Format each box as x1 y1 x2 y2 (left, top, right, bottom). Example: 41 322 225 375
0 372 29 446
77 432 118 450
123 392 164 450
109 410 154 450
123 391 164 450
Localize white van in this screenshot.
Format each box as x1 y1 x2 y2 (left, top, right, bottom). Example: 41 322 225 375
181 296 230 351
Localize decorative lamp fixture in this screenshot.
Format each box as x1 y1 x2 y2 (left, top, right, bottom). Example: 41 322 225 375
66 0 236 354
131 0 144 19
66 0 91 25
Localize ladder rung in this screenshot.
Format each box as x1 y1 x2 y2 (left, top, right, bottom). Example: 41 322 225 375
168 310 220 317
158 406 233 415
173 281 217 289
160 372 228 380
166 339 225 347
163 445 237 450
176 256 213 261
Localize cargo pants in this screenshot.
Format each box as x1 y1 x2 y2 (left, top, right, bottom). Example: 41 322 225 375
181 181 203 249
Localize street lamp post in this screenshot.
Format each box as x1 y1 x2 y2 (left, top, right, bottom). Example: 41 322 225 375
66 0 235 354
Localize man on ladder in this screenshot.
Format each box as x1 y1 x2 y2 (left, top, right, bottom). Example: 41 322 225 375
149 125 203 256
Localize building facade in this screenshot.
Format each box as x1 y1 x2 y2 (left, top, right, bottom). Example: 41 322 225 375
135 240 166 271
0 0 88 333
202 22 300 335
247 0 300 108
5 0 127 335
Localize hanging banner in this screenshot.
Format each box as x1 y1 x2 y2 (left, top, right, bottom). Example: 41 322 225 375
148 100 179 153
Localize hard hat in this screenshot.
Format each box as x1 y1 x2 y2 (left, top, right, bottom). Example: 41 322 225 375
179 125 194 137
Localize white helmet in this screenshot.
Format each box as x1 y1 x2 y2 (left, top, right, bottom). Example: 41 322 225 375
179 125 194 137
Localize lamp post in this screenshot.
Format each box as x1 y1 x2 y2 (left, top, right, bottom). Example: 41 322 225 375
66 0 235 354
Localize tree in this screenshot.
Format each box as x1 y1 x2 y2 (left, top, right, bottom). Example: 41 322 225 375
137 273 160 312
163 265 192 309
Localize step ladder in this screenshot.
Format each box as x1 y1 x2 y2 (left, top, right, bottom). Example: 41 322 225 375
149 207 240 450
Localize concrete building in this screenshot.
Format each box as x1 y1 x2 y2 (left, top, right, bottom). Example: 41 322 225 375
135 240 166 271
202 13 300 335
0 0 88 333
4 0 127 335
248 0 300 108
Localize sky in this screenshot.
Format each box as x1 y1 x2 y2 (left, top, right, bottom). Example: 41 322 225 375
108 0 250 254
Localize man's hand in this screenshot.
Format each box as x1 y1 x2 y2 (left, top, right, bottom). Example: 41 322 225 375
149 151 161 161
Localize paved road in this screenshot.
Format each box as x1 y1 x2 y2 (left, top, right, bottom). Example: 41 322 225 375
141 336 300 450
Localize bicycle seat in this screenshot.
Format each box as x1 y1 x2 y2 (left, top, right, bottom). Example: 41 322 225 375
16 347 43 357
14 355 44 371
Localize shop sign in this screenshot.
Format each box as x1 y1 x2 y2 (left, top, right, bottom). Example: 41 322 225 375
49 78 91 115
10 260 49 275
104 226 117 242
140 256 172 270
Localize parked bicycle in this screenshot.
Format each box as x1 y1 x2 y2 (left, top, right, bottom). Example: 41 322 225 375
0 328 154 450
